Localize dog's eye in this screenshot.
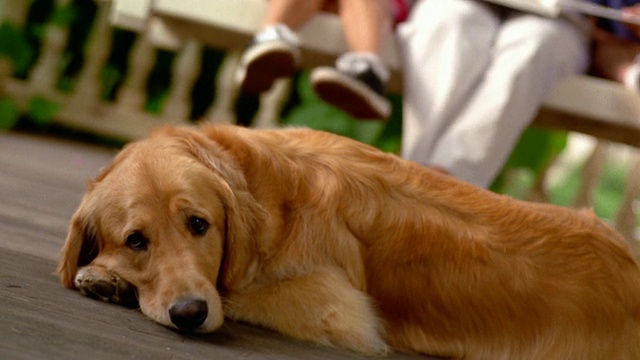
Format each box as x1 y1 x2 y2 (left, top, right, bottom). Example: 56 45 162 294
189 216 209 236
126 232 148 251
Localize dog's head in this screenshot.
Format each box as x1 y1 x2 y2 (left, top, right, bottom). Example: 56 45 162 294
58 125 265 332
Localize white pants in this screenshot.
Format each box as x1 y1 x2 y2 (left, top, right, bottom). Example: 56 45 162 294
397 0 589 188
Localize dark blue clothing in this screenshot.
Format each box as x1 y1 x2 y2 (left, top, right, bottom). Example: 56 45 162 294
589 0 640 40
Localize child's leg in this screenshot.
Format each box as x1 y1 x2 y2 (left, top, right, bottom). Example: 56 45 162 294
339 0 391 55
261 0 324 30
591 29 640 91
236 0 324 94
309 0 393 120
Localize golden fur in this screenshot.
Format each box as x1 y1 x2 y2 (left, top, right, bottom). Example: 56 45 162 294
59 124 640 359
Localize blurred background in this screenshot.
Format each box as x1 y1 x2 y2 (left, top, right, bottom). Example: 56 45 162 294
0 0 637 241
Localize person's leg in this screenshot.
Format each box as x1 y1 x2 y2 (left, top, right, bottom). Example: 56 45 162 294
237 0 324 94
427 13 589 188
339 0 391 54
398 0 499 163
310 0 393 120
591 28 640 91
261 0 324 30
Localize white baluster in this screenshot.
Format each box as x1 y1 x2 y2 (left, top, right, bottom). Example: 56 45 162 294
205 51 239 124
526 161 553 203
0 0 29 82
162 39 200 122
73 2 112 104
0 0 29 26
615 154 640 247
115 31 156 111
0 58 12 95
572 141 608 209
29 0 72 93
253 79 289 129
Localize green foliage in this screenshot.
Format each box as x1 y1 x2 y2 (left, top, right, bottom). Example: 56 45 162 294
283 73 397 148
373 94 403 153
0 22 33 74
100 64 123 100
99 29 136 101
285 102 385 146
145 49 175 114
27 96 61 126
507 127 568 172
0 97 21 129
0 22 32 131
549 160 630 221
0 1 95 131
549 164 581 207
491 127 568 193
50 4 77 26
591 164 631 221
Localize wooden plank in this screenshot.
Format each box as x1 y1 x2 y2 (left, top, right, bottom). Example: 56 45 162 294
533 76 640 147
0 131 427 359
533 107 640 147
109 0 153 32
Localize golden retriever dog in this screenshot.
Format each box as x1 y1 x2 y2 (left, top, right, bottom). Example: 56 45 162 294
59 124 640 359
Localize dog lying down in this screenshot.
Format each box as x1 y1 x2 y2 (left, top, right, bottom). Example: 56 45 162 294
59 124 640 359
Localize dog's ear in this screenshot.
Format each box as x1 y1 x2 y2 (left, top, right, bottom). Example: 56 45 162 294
58 146 127 289
154 126 249 192
162 126 267 290
58 202 99 289
58 154 121 289
217 183 267 290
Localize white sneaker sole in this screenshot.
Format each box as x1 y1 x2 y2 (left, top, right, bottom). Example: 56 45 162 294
236 41 300 94
310 67 390 120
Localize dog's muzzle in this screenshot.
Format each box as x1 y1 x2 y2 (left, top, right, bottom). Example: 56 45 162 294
169 298 208 330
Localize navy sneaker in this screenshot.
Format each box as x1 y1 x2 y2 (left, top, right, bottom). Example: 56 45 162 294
236 24 301 94
310 53 391 120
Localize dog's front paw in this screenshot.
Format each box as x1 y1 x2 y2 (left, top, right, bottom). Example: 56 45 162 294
74 265 138 308
322 308 390 356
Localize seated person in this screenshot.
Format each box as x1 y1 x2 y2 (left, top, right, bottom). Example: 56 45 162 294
589 0 640 92
235 0 413 120
396 1 589 188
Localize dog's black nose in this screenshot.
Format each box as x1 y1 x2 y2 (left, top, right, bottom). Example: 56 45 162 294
169 299 208 330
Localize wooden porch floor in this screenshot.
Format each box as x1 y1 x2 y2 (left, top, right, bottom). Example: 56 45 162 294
0 131 428 359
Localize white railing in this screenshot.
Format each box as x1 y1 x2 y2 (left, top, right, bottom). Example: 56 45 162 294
0 0 637 248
